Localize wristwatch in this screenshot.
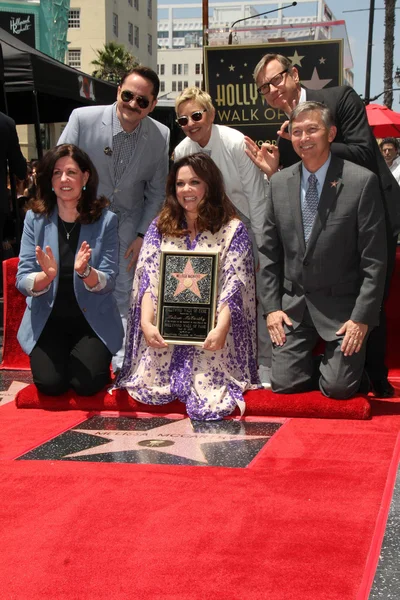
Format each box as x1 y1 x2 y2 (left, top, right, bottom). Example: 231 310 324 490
77 264 91 279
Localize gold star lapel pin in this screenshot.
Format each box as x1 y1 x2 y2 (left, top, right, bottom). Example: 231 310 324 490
330 180 339 188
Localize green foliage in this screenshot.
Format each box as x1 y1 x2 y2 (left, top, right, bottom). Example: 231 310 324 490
91 42 139 83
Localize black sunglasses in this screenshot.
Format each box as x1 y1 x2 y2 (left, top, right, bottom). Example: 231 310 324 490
120 90 150 109
176 109 207 127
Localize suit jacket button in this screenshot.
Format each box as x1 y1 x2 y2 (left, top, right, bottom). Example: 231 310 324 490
305 290 310 296
82 308 87 312
303 260 309 266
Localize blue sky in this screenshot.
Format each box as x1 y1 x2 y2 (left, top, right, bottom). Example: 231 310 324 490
158 0 400 106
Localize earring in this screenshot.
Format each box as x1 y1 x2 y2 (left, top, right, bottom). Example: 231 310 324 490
82 185 86 191
52 187 54 191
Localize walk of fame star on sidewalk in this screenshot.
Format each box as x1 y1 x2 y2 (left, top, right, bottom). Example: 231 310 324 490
64 418 271 463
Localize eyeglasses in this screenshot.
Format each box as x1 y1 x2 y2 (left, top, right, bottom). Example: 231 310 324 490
257 69 289 95
120 90 150 109
176 109 207 127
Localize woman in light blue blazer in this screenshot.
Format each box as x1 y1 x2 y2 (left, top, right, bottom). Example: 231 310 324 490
17 144 123 396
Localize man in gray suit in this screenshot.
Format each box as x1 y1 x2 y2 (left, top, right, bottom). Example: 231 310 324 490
258 102 387 398
59 66 170 369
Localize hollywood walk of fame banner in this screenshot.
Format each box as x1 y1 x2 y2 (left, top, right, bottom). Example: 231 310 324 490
204 40 343 147
157 250 219 345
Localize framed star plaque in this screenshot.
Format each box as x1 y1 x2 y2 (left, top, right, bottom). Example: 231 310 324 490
157 250 219 345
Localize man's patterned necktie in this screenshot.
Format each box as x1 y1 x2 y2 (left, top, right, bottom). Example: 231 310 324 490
302 173 319 243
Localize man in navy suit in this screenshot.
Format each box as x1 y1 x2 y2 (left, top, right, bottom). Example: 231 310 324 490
246 53 400 398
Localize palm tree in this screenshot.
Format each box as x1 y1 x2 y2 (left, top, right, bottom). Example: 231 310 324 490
383 0 396 108
91 42 138 83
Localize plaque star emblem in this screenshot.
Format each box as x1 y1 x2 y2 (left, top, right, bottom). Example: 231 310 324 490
244 62 248 67
287 49 304 67
330 180 339 188
171 259 207 298
301 67 332 90
220 58 224 63
319 57 326 64
228 64 235 71
63 419 271 464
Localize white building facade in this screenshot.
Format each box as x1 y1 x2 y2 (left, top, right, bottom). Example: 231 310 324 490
67 0 158 75
157 0 353 100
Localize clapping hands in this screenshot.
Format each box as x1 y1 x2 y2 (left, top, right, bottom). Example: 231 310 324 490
75 241 91 275
35 245 57 281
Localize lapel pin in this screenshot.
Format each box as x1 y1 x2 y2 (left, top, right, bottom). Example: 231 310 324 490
104 147 113 156
330 180 339 188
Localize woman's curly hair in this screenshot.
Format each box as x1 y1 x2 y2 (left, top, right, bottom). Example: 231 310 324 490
157 152 237 237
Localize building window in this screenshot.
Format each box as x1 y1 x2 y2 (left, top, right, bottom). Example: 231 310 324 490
178 64 183 75
195 64 201 75
172 82 177 92
128 22 133 44
178 81 183 92
147 0 152 19
195 80 200 88
157 64 165 76
184 64 188 76
113 13 118 36
134 26 139 48
67 49 81 69
160 81 165 92
148 34 152 55
172 64 177 75
184 81 188 88
134 0 139 9
68 9 80 29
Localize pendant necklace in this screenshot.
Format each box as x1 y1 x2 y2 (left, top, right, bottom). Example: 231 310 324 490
60 219 78 240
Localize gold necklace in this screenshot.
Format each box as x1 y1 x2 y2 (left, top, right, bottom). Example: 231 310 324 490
60 218 78 240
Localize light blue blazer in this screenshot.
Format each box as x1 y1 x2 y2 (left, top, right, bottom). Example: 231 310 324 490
16 207 124 355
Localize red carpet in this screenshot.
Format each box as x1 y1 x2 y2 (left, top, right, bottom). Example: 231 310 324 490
15 383 373 420
0 400 399 599
0 257 30 370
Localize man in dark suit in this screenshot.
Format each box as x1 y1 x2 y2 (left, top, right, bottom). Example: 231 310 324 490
246 53 400 397
258 101 387 397
0 111 26 279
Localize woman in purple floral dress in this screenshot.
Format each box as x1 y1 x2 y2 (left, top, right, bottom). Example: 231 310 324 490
115 153 260 420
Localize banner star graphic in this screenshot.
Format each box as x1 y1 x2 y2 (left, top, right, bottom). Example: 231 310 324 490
63 419 270 464
288 50 304 66
229 64 235 71
301 67 332 90
319 57 326 64
171 259 206 298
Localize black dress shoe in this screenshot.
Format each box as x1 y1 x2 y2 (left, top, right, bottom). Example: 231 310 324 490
371 379 395 398
358 370 371 394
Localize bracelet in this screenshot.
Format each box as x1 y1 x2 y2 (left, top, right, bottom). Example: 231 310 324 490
137 232 144 239
77 264 91 279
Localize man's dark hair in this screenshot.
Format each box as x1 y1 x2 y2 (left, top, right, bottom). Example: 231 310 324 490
379 137 399 152
120 66 160 98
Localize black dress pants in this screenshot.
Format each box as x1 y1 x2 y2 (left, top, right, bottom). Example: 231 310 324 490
30 313 112 396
